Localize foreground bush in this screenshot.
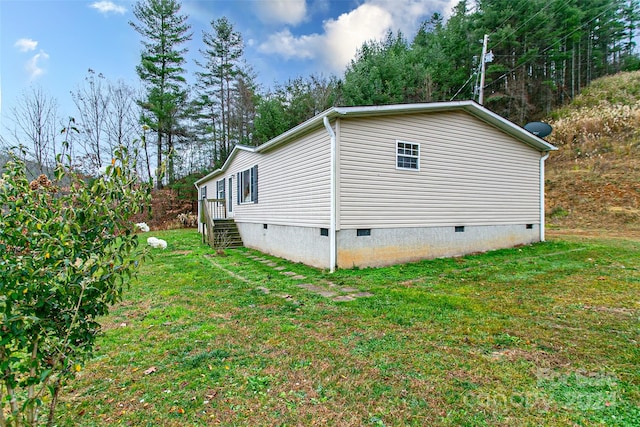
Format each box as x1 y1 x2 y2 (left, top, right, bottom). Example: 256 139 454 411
0 147 150 426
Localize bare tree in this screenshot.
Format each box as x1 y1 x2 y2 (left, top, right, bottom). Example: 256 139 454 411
106 80 138 151
231 65 258 146
72 71 152 180
106 79 151 181
3 86 60 176
72 69 110 173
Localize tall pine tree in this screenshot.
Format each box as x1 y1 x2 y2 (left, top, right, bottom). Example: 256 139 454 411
195 17 244 165
130 0 191 188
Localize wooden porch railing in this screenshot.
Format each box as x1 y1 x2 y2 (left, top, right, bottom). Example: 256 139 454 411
205 198 227 220
199 198 226 246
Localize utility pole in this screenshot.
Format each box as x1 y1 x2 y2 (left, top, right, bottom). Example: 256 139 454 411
479 34 489 105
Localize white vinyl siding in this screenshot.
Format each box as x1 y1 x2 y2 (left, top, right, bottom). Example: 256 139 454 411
201 126 331 227
338 111 541 228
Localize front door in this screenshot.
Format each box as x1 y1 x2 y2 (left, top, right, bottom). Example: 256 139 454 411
209 179 224 219
227 175 234 218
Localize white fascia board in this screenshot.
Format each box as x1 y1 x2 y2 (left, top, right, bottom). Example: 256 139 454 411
194 144 258 187
253 114 332 153
459 102 558 152
332 101 558 153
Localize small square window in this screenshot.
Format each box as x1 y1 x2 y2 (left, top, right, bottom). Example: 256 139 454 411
526 224 533 229
455 226 465 233
357 228 371 236
263 224 268 229
320 228 329 236
396 141 420 170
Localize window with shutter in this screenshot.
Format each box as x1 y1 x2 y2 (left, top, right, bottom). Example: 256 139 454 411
216 179 225 200
239 165 258 204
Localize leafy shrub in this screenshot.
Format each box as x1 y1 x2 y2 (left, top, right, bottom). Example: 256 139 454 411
0 147 150 426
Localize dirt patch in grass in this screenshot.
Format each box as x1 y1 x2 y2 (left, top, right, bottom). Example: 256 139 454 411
488 348 569 368
172 250 193 255
581 305 638 316
548 228 640 240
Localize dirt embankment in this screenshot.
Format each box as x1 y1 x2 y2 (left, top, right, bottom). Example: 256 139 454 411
544 71 640 236
133 188 197 230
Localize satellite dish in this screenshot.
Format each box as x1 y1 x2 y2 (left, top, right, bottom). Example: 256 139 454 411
524 122 553 138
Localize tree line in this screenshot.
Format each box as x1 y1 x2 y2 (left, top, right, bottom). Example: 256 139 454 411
2 0 638 188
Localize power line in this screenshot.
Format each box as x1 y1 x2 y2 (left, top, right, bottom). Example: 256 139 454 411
487 0 533 38
488 0 556 50
450 68 479 101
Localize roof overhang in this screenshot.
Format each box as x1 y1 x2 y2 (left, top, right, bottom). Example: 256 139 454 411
327 101 558 153
195 100 557 187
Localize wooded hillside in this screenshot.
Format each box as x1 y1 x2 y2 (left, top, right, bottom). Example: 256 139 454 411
342 0 639 122
545 70 640 233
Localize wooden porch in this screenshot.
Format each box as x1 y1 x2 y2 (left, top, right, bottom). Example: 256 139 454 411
199 198 243 249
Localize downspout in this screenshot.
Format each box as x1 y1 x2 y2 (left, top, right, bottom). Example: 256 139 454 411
323 116 337 273
539 152 550 242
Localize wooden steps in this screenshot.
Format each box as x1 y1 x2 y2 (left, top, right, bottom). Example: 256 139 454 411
210 219 243 249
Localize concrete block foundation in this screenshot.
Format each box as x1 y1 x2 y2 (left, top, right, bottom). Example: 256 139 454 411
234 222 539 270
336 224 539 268
236 222 330 269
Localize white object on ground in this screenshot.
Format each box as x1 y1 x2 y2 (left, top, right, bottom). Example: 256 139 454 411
147 237 167 249
136 222 150 232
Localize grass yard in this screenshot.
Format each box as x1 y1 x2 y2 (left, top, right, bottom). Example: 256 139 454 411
56 229 640 426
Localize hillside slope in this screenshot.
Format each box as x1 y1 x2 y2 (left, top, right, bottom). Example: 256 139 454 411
545 71 640 233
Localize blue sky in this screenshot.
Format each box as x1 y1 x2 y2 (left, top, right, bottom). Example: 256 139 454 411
1 0 458 129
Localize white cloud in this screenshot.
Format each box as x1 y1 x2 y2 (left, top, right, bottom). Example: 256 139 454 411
309 0 330 15
26 50 49 80
322 4 393 71
258 3 392 73
255 0 307 26
259 29 321 60
369 0 459 25
14 38 38 52
180 2 214 26
258 0 457 74
90 1 126 15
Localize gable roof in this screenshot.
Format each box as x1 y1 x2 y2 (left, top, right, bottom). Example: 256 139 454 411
195 100 557 186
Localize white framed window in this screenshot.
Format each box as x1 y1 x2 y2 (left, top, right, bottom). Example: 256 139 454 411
396 141 420 170
216 179 225 200
238 165 258 204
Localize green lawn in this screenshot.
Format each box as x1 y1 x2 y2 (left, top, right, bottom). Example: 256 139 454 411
56 229 640 426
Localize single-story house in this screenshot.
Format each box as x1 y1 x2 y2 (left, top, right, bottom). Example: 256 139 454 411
195 101 557 271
